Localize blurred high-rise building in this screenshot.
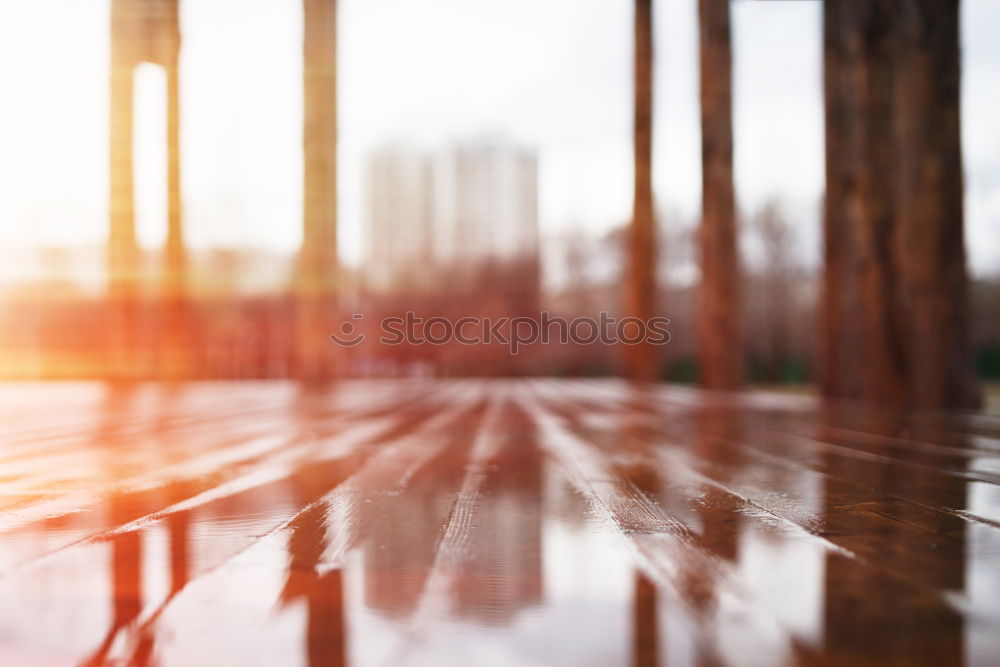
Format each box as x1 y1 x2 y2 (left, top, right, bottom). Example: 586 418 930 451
365 146 435 291
365 138 538 290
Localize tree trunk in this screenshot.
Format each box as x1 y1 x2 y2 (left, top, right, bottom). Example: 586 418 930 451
822 0 977 409
893 0 977 409
853 1 908 407
821 0 864 400
831 1 908 407
108 0 140 380
696 0 740 390
161 0 188 380
625 0 657 383
297 0 339 381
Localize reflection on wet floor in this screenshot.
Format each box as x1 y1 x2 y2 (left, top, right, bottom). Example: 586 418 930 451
0 379 998 665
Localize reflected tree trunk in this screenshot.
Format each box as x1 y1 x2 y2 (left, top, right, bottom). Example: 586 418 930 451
696 0 740 390
632 571 659 667
625 0 657 383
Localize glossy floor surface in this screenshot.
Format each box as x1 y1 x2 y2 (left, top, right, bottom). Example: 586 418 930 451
0 380 997 666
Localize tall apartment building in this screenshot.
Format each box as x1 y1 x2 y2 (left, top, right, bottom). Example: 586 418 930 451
365 138 538 290
366 146 434 290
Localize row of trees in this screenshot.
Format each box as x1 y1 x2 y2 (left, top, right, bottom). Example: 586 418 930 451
626 0 978 409
551 202 812 383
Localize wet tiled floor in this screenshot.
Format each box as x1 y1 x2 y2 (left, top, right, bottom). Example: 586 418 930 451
0 379 997 666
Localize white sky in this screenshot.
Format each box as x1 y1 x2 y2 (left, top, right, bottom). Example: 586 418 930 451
0 0 997 274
